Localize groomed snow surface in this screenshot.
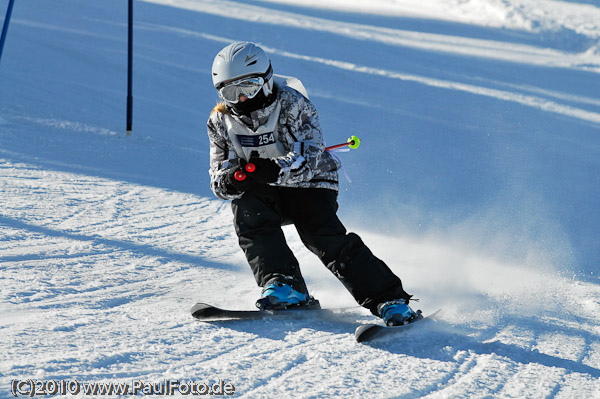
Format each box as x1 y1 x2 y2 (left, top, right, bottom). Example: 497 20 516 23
1 0 599 398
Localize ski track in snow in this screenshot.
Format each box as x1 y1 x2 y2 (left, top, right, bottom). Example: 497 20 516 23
1 0 600 397
142 0 600 71
134 9 600 125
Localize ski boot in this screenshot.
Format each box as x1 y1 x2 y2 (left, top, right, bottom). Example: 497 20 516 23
256 278 320 311
377 300 423 326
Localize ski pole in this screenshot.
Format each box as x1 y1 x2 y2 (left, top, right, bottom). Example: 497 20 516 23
325 135 361 151
234 135 361 181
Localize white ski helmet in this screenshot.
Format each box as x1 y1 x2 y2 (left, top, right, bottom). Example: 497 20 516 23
211 42 274 104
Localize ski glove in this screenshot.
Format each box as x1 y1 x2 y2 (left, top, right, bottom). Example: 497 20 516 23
223 166 255 195
247 157 281 184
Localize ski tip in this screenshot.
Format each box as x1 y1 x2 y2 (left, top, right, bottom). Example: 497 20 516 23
355 324 380 343
354 309 443 343
190 303 216 318
190 302 211 312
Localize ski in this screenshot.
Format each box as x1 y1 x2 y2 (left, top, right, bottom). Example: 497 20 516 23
190 302 351 322
355 309 442 343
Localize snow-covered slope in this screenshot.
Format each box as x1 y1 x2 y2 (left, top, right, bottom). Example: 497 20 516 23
1 0 599 397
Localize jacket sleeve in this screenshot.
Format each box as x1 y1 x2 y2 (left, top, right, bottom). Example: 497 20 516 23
274 92 340 185
207 115 242 201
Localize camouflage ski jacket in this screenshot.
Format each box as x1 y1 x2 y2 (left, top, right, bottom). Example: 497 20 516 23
207 85 340 200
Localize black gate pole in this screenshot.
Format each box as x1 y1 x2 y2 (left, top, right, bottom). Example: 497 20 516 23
126 0 133 135
0 0 16 65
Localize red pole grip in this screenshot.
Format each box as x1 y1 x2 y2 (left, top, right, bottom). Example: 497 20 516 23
234 170 247 181
234 162 256 181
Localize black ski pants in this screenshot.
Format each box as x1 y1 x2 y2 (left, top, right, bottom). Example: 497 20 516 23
231 185 411 314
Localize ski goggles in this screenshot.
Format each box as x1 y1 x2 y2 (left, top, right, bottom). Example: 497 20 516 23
217 64 273 104
218 76 265 104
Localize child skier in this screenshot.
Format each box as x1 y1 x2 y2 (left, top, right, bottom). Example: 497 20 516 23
206 41 421 326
